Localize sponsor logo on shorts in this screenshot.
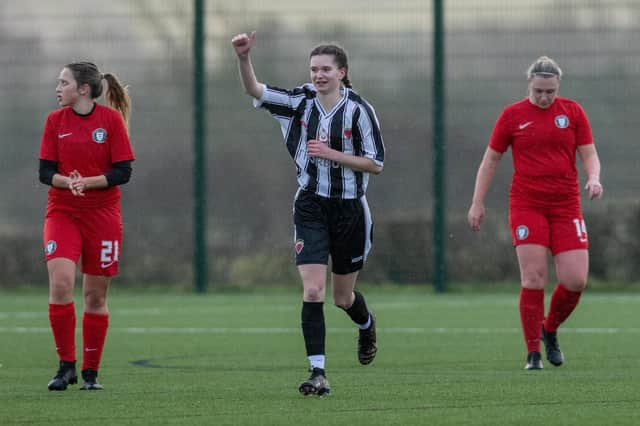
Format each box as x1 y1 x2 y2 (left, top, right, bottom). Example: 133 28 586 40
92 128 107 143
45 240 57 255
344 128 352 139
554 115 569 128
516 225 529 240
351 255 363 263
295 239 304 254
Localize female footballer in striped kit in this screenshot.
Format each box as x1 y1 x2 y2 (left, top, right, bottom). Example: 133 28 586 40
468 56 603 370
232 31 385 395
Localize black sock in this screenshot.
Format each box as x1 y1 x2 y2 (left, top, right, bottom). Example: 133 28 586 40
301 302 325 356
343 291 370 326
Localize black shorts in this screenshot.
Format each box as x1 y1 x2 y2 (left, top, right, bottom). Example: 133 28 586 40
293 189 373 274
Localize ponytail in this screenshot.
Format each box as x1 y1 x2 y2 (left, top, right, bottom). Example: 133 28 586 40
103 73 131 127
65 62 131 127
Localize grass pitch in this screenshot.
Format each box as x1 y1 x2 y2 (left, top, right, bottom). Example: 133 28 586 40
1 288 638 425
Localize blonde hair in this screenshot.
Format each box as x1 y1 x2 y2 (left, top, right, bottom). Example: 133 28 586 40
526 56 562 80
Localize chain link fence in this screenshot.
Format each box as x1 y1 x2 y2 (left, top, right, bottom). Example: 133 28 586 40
1 0 638 286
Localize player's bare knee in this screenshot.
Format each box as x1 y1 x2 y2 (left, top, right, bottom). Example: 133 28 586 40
520 270 546 289
84 291 107 311
563 278 587 292
49 273 74 297
303 286 324 302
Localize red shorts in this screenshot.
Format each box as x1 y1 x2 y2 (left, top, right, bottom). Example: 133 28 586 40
509 205 588 255
43 204 123 276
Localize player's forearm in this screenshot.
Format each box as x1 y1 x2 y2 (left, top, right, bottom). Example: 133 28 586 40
329 151 383 174
580 147 601 182
471 154 500 206
471 169 494 206
584 159 600 182
472 147 503 205
237 56 263 99
83 175 109 190
51 174 71 189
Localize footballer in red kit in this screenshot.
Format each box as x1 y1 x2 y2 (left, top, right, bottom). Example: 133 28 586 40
39 62 134 391
468 56 603 370
40 104 133 211
41 104 133 276
489 96 593 254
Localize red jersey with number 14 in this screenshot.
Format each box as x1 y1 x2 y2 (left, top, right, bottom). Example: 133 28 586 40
489 97 593 207
39 104 135 209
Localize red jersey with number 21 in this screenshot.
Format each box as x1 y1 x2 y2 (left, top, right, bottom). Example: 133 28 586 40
39 104 135 209
488 97 593 208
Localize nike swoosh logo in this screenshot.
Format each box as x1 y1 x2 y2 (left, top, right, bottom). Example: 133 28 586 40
101 261 116 268
58 132 73 138
518 122 533 130
85 348 98 352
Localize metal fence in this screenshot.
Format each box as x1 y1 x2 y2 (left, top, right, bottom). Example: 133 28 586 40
1 0 638 286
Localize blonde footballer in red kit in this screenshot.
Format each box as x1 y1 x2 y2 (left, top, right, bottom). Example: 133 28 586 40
468 56 603 370
39 62 134 390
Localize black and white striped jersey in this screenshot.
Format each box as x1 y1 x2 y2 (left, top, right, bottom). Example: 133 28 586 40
254 83 385 199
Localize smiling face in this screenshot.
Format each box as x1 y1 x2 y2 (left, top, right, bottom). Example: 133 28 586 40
56 67 85 107
309 54 346 95
528 75 560 109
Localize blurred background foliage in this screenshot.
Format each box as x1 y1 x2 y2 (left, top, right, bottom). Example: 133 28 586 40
0 0 638 287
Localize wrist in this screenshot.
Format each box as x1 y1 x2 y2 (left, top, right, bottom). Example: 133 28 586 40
327 149 341 163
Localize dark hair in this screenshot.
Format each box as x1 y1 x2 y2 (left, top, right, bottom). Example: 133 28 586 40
309 44 352 88
65 61 131 125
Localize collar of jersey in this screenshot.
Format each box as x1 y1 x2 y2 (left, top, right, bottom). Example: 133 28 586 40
313 88 349 117
71 102 97 117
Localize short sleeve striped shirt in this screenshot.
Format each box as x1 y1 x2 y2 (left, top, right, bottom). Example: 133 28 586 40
254 83 385 199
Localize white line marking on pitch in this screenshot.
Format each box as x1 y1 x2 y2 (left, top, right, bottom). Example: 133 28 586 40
0 326 639 334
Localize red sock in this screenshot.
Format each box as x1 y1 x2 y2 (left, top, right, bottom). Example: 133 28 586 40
544 283 582 333
519 288 544 353
82 312 109 371
49 302 76 362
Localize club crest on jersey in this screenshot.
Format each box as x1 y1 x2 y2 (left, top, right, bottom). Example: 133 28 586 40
516 225 529 240
295 239 304 254
92 128 107 143
45 240 57 255
554 115 569 129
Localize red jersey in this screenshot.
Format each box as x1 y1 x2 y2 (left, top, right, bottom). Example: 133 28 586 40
489 97 593 206
39 103 135 208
